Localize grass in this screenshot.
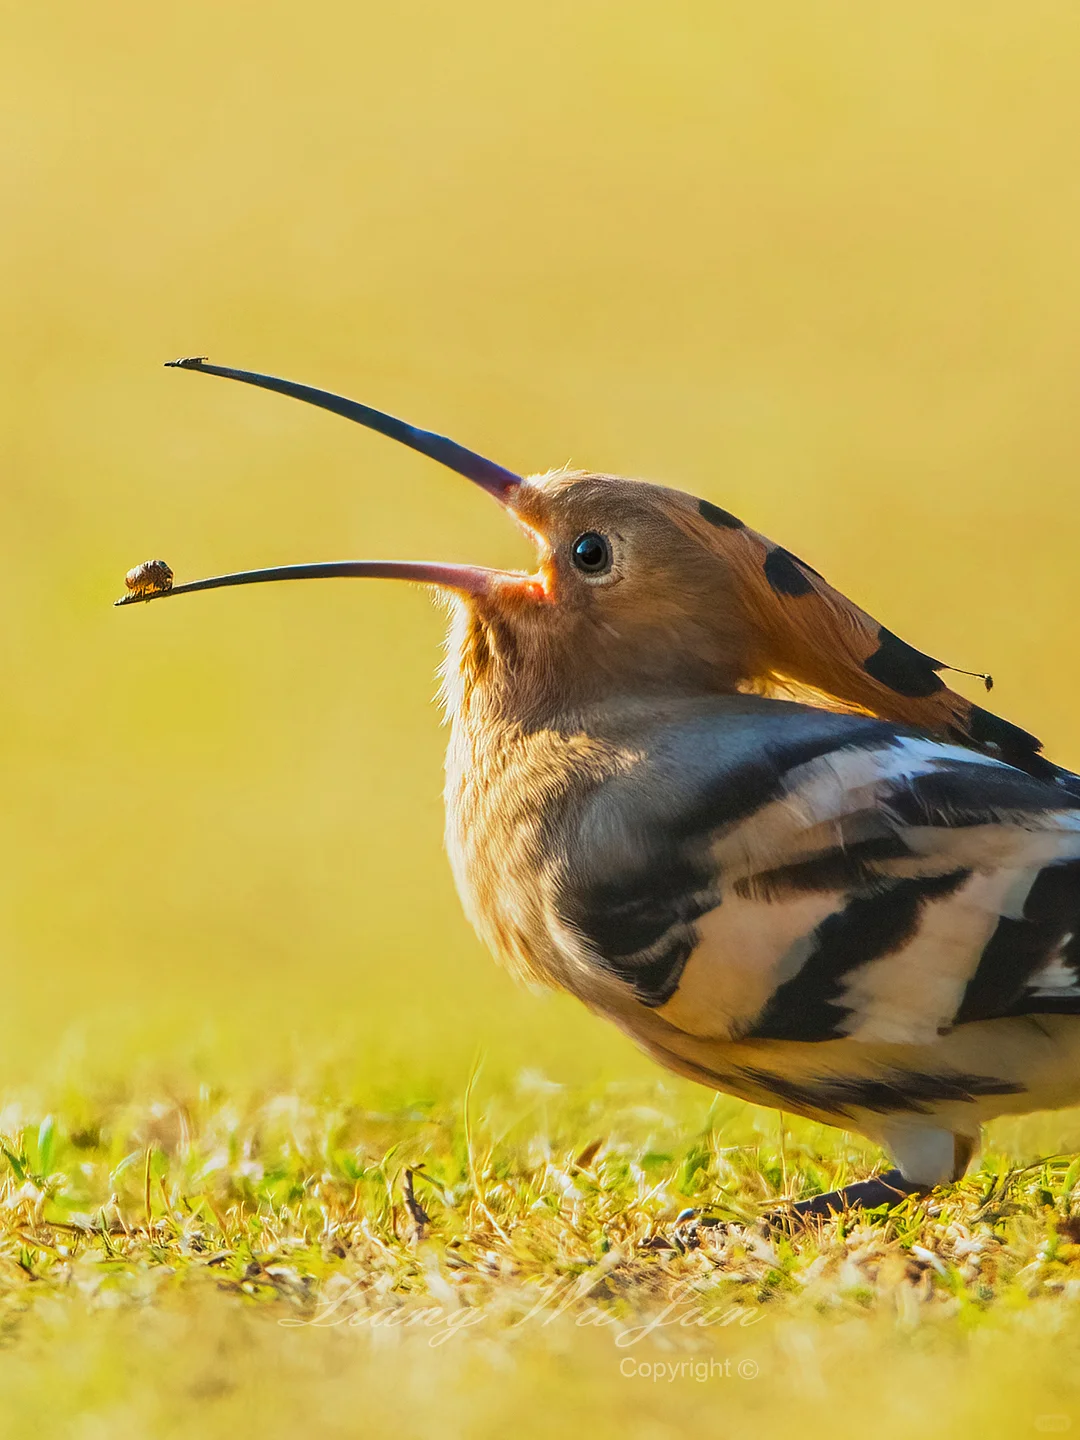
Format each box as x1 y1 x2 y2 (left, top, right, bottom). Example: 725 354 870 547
2 1071 1080 1438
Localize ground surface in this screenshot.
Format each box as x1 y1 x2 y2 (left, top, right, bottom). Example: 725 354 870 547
2 1076 1079 1438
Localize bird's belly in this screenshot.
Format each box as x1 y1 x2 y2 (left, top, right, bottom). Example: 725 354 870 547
605 1002 1080 1134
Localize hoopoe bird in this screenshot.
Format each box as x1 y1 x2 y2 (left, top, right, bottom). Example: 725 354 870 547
121 357 1080 1217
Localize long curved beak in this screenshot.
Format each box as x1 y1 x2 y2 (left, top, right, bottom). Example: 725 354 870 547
116 358 530 608
163 357 522 500
114 559 523 606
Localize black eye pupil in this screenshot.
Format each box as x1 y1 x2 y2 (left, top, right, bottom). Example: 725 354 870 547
571 532 611 574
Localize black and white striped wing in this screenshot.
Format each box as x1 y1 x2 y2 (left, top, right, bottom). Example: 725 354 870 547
554 702 1080 1045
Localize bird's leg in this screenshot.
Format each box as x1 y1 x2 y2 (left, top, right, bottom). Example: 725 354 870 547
670 1132 975 1242
780 1130 974 1223
785 1168 927 1220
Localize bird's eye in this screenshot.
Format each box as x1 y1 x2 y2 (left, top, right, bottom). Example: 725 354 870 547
570 532 613 576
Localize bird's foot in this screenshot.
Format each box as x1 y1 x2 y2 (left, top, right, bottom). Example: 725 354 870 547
778 1169 927 1223
661 1170 927 1247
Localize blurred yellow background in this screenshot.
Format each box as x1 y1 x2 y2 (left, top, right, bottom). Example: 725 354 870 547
4 0 1080 1095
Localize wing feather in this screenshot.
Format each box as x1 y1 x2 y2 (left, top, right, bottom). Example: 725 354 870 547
554 700 1080 1046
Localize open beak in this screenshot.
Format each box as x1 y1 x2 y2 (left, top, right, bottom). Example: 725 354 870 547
116 357 526 607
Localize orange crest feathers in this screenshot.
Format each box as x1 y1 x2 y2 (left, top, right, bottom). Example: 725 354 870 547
684 498 1049 776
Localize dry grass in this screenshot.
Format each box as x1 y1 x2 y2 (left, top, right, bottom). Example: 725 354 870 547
0 1075 1079 1437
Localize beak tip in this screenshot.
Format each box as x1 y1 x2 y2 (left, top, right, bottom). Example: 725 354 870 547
165 356 210 370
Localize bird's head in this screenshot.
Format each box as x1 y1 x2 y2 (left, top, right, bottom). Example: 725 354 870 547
122 360 1044 768
443 465 766 722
